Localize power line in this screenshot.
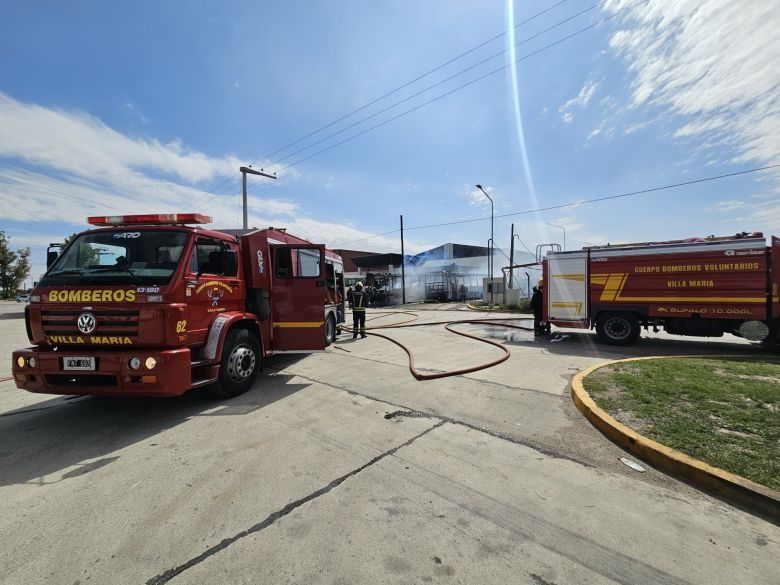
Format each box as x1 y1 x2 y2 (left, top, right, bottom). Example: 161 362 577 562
331 162 780 246
189 172 243 209
269 2 599 166
261 0 571 162
278 1 646 172
194 1 633 212
331 229 400 249
416 162 780 229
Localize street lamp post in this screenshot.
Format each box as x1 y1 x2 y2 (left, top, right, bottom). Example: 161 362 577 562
476 184 494 304
546 222 566 251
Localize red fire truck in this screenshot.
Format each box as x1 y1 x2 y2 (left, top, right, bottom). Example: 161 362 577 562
542 233 780 349
12 214 345 398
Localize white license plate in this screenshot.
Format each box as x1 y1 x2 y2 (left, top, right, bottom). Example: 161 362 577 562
63 357 96 371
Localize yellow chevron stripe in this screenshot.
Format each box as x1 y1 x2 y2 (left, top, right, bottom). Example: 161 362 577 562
551 301 583 316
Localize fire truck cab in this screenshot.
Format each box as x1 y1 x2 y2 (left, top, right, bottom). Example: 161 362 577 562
542 233 780 350
12 214 345 398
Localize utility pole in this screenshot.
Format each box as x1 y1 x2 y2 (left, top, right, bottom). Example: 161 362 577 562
509 223 515 289
400 214 406 305
240 166 277 229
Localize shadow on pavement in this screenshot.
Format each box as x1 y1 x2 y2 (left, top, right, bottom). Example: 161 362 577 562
538 331 766 360
0 312 24 320
0 355 309 487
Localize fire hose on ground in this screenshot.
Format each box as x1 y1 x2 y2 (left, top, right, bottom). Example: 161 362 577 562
340 311 535 381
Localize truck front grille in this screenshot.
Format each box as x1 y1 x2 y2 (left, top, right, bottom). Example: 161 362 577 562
42 309 140 337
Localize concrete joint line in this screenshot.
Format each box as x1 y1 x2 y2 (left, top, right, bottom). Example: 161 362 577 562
145 420 445 585
272 367 593 468
571 354 780 524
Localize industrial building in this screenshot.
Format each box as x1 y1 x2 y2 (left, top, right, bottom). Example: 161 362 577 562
341 243 536 304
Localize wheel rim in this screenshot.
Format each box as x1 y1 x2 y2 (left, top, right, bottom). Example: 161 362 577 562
326 318 335 342
604 317 631 341
227 344 256 382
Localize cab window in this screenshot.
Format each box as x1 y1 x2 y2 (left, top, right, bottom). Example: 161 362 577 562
275 247 321 278
189 241 237 276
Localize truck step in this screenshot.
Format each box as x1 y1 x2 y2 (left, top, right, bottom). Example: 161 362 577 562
191 378 217 389
190 360 212 368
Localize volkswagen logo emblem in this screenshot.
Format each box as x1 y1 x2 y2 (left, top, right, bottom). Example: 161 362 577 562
77 312 97 335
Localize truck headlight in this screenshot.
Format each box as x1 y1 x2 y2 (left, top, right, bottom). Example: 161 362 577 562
129 357 141 370
145 357 157 370
16 356 25 368
28 357 36 368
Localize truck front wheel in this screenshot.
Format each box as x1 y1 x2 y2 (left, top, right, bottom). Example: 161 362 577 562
596 312 640 346
209 328 261 398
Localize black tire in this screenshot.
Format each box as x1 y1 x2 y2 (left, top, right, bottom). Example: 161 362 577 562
761 334 780 354
208 328 261 399
325 314 336 346
595 312 640 346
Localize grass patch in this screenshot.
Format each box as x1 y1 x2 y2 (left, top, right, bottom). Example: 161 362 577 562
583 357 780 490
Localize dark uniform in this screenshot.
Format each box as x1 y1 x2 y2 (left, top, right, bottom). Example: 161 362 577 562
352 283 368 338
530 285 544 336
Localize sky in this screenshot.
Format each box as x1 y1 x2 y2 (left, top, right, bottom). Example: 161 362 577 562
1 0 778 285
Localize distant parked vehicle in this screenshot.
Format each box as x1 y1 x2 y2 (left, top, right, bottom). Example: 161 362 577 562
16 294 29 303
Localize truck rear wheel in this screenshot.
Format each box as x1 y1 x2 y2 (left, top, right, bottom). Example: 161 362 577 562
208 328 261 399
761 332 780 353
596 312 640 346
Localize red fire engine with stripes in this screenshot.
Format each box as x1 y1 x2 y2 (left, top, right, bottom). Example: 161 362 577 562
541 232 780 349
12 214 345 398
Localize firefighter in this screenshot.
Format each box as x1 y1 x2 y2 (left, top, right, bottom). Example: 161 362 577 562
530 281 545 336
351 282 368 339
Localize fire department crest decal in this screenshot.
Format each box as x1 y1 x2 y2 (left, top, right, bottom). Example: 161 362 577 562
207 287 224 307
77 312 97 334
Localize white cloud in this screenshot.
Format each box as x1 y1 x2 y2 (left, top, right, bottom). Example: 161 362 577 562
706 200 745 213
463 184 495 208
706 196 780 231
0 93 420 255
558 79 601 123
586 119 615 141
604 1 780 176
124 101 150 125
247 198 298 216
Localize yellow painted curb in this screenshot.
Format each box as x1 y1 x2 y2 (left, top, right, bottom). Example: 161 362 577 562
571 355 780 523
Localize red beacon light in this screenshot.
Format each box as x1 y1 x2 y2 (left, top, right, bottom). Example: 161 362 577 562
87 213 212 226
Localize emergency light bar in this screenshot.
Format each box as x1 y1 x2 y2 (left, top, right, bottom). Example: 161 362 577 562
87 213 212 226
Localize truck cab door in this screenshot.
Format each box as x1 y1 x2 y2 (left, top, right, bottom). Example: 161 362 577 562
185 238 243 345
271 244 326 352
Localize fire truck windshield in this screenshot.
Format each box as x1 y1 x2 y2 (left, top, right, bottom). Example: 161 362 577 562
40 230 189 286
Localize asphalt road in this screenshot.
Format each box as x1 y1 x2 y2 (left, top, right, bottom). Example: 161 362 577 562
0 300 777 584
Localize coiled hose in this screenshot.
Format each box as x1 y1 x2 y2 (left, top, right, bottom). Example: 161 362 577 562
342 310 535 381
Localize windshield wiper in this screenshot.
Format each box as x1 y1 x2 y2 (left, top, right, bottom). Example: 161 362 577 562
46 268 86 282
89 266 139 283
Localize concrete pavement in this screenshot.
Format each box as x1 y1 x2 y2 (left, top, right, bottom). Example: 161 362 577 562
0 301 777 584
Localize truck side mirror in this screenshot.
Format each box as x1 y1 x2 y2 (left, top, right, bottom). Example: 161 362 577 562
223 250 238 276
46 251 59 268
